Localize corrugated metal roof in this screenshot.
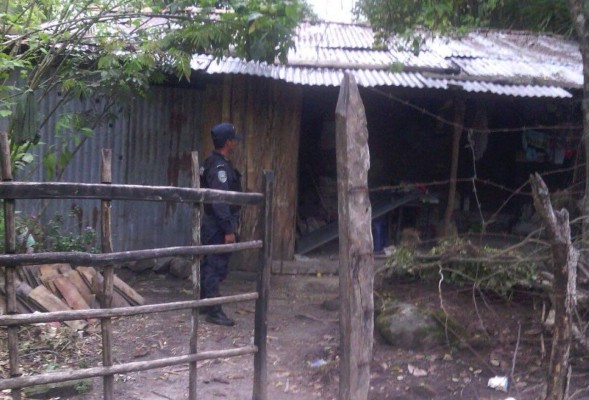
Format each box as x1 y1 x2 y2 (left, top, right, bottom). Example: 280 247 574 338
293 22 375 49
192 21 581 98
420 77 572 98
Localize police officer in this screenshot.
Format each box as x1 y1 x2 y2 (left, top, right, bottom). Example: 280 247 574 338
199 122 243 326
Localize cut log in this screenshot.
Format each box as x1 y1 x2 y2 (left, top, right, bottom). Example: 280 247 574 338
53 276 90 310
27 286 86 330
114 275 144 306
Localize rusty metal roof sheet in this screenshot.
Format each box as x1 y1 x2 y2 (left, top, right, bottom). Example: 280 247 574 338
191 21 581 98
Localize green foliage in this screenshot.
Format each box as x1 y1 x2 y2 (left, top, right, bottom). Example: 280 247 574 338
45 210 97 253
384 238 540 296
0 205 44 253
354 0 573 50
0 0 311 177
74 379 92 394
489 0 573 36
0 206 99 254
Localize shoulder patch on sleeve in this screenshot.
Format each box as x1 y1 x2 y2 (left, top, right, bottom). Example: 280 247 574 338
217 170 228 183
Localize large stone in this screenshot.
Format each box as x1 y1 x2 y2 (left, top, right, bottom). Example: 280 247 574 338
153 257 173 274
127 258 156 272
169 257 192 279
376 301 445 350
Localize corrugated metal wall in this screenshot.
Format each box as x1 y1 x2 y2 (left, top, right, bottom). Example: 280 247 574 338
3 85 204 252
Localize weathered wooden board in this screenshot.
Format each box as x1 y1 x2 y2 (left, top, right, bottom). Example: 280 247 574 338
27 286 86 330
18 265 41 288
39 264 70 294
39 264 68 279
57 264 73 274
218 76 303 268
53 276 90 310
66 270 96 308
113 275 144 306
78 267 128 308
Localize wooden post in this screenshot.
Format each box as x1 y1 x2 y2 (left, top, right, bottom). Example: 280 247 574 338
100 149 115 400
1 132 21 400
335 73 374 400
189 151 202 400
253 170 274 400
441 98 466 237
530 173 578 400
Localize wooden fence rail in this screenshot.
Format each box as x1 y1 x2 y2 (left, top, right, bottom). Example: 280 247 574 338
0 136 274 400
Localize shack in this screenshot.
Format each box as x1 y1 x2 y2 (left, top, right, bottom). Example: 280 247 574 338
7 21 583 268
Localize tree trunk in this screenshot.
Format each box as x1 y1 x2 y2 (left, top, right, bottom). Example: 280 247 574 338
568 0 589 250
335 72 374 400
530 173 578 400
441 99 466 236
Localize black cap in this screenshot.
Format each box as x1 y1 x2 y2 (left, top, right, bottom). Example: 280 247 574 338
211 123 242 147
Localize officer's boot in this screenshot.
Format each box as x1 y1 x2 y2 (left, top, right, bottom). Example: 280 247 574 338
206 305 235 327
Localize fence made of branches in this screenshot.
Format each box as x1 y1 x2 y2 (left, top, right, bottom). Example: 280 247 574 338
0 134 274 400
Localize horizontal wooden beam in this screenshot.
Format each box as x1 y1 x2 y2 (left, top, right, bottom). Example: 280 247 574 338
0 240 262 267
0 345 258 390
0 182 263 205
0 292 258 326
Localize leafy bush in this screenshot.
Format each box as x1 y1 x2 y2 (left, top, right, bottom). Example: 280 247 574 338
382 238 541 296
0 205 97 253
45 211 97 253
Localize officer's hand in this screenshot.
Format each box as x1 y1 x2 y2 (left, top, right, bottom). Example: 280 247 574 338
225 233 236 244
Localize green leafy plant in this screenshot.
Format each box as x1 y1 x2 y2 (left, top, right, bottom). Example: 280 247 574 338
44 210 97 253
383 238 541 296
74 379 92 394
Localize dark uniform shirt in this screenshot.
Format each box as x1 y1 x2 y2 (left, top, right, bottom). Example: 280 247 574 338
200 150 242 234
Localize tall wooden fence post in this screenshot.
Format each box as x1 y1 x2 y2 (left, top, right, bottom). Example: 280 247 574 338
441 98 466 237
335 73 374 400
100 149 115 400
530 173 578 400
189 151 202 400
253 170 274 400
1 132 21 400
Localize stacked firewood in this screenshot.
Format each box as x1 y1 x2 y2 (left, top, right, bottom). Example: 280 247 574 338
0 264 144 330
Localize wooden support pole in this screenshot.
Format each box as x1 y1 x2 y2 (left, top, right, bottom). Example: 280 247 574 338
530 173 578 400
335 73 374 400
0 182 263 205
1 132 21 400
441 98 466 237
0 292 259 326
253 170 274 400
0 346 258 391
100 149 114 400
189 151 201 400
0 241 262 267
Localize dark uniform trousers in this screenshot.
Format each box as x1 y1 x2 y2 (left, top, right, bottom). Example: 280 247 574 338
199 150 242 301
200 216 230 299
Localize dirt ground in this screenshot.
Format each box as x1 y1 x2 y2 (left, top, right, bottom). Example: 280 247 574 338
9 258 589 400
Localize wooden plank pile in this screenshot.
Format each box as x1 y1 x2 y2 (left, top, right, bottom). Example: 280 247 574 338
0 264 144 330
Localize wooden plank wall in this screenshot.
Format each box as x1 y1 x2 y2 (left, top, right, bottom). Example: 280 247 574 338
202 76 302 266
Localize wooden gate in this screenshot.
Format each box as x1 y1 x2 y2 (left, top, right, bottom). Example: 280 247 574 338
0 136 274 400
